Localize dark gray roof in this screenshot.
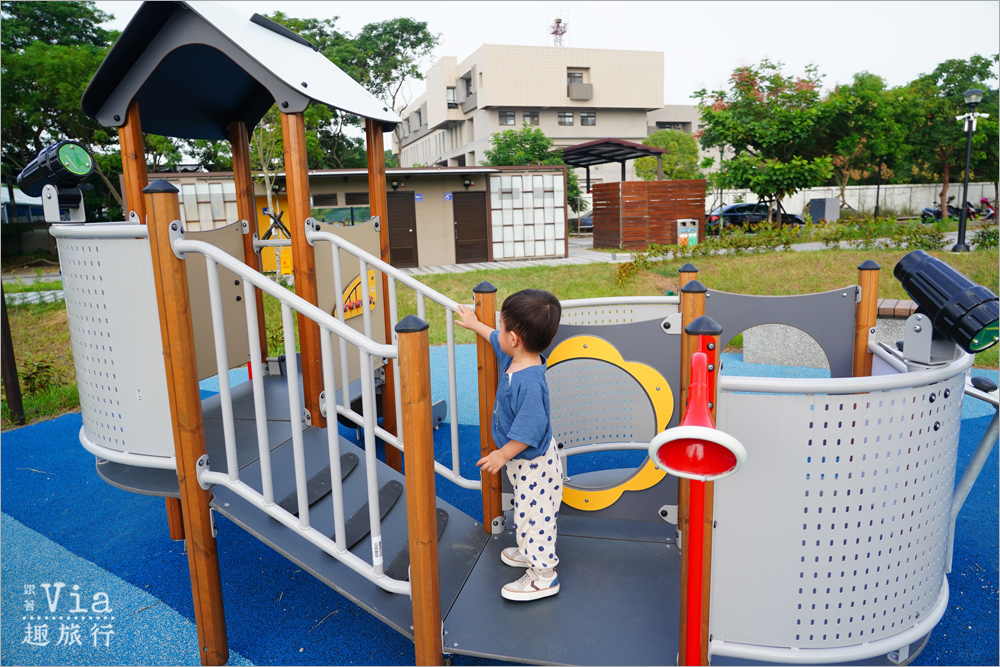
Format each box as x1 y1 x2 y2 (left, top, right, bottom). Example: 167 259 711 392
82 1 400 140
559 138 670 168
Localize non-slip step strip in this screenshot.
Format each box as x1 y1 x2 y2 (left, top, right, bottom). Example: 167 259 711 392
276 453 359 516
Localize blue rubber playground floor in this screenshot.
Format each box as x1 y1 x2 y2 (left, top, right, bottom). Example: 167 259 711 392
2 347 996 666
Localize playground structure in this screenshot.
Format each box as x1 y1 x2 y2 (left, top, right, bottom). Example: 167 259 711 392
37 2 999 665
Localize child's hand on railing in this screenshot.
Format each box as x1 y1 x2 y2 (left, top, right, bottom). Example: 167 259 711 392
454 304 480 330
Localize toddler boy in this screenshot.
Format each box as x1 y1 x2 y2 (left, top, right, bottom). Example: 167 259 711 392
456 288 563 601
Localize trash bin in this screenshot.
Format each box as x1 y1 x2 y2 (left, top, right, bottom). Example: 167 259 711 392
678 219 699 247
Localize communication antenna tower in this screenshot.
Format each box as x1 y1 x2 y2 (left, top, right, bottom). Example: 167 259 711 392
550 18 567 47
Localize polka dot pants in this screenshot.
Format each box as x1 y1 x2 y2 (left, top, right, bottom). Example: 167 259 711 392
505 439 562 572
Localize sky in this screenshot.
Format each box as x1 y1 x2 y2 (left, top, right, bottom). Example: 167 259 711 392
94 0 1000 108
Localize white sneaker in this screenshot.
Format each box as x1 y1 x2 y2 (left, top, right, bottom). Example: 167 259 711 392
501 569 559 601
500 547 530 568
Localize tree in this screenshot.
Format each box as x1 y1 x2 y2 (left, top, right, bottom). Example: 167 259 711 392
905 54 998 215
694 60 833 222
634 129 702 181
1 1 124 218
816 72 911 205
481 124 587 213
353 18 441 150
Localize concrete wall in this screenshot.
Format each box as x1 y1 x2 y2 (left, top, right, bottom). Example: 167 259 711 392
713 182 998 216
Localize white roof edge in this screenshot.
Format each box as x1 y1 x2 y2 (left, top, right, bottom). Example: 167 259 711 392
184 2 401 126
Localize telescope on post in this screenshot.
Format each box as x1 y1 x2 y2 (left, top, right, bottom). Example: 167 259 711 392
891 250 999 366
16 140 94 223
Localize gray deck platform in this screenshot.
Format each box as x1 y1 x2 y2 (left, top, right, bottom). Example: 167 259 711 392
444 514 681 665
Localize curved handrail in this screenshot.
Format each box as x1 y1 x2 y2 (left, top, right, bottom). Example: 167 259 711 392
561 295 680 308
719 350 973 395
306 224 461 312
174 236 396 359
50 222 151 239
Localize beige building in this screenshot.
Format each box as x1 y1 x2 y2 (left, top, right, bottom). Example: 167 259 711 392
152 165 569 269
397 45 664 192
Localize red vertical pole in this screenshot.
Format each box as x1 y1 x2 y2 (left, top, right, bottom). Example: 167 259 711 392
686 479 706 666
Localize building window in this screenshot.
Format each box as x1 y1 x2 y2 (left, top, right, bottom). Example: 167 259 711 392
447 87 457 109
523 111 539 126
558 112 574 126
414 110 422 127
580 112 596 126
567 72 584 85
500 111 516 126
312 193 338 207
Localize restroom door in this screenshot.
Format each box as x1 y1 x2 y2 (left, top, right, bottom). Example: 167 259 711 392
386 191 418 268
452 191 489 264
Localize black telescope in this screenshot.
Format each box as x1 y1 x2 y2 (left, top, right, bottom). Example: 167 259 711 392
16 140 94 198
894 250 999 354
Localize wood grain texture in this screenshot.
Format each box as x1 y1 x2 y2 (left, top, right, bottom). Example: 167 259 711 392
281 111 326 428
229 121 268 360
117 101 148 222
145 187 228 665
475 289 502 532
398 324 443 666
366 120 401 471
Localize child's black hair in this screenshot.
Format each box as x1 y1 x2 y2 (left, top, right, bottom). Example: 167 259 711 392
500 289 562 354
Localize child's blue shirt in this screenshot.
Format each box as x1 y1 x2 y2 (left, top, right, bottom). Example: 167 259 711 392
489 330 553 461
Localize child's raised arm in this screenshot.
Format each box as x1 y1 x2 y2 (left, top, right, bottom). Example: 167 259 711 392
454 304 495 341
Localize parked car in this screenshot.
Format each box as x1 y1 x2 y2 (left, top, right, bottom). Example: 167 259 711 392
574 210 593 232
705 203 805 234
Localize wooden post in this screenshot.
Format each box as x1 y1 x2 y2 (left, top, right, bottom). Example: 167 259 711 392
677 278 707 667
280 111 325 429
474 281 502 533
117 101 148 222
144 180 228 666
166 497 185 541
396 315 443 667
678 262 698 290
853 260 881 378
229 120 268 362
366 118 402 472
1 286 25 425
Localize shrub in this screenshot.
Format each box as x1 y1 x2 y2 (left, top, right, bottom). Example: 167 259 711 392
971 219 999 250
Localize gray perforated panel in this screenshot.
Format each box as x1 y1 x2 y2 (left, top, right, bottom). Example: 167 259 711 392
58 237 175 460
711 373 965 652
548 358 657 449
561 303 677 326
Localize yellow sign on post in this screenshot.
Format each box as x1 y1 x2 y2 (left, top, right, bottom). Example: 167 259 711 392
279 246 293 275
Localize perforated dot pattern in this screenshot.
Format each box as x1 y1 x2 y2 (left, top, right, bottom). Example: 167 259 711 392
560 304 676 327
57 238 174 459
547 358 656 448
711 373 965 651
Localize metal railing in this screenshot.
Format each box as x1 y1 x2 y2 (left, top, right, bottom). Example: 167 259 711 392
173 232 409 596
305 219 480 490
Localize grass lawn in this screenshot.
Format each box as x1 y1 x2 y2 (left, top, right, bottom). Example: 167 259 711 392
3 248 997 429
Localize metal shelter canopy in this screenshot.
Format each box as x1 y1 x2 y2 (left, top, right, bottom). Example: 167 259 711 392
81 1 401 140
560 138 671 191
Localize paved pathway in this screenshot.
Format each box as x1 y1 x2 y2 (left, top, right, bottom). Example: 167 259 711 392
399 235 623 276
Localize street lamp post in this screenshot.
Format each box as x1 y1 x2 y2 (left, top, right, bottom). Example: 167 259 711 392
953 88 987 252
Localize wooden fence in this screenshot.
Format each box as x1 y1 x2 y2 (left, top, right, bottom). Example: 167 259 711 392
593 180 706 249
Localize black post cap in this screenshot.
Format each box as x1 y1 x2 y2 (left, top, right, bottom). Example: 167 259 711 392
680 279 707 294
685 315 723 337
679 263 699 273
395 315 429 334
858 259 881 271
142 179 179 194
473 281 497 294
